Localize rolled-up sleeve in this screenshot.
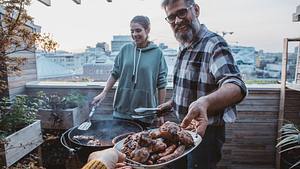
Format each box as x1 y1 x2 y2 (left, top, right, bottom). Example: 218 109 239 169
111 52 121 80
209 43 248 99
157 54 168 89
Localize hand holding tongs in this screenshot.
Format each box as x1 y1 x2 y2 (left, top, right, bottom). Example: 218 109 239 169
77 105 96 130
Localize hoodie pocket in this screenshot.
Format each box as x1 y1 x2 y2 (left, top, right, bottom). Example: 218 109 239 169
130 89 155 111
114 88 156 113
114 88 132 113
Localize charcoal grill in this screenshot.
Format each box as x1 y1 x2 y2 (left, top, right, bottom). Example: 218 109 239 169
60 119 143 163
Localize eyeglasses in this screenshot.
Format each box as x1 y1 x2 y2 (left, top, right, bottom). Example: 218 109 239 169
165 5 193 24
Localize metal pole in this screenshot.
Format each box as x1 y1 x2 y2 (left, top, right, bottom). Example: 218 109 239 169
276 38 289 169
295 43 300 83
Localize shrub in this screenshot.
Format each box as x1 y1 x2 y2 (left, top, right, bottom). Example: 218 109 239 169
0 95 39 138
36 91 85 110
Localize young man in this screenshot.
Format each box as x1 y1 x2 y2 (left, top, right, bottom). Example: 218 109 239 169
158 0 247 168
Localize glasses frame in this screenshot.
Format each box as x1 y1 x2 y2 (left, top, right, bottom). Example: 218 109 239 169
165 5 194 24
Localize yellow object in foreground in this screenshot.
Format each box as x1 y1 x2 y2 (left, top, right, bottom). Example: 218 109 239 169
81 159 107 169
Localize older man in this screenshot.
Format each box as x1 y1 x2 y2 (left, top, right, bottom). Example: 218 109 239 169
158 0 247 168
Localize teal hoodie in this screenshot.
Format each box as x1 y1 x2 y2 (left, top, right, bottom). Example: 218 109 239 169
111 42 168 122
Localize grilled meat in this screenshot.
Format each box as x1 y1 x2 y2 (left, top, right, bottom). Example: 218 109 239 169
158 144 177 157
121 121 195 165
121 134 139 156
72 135 102 146
149 153 160 162
177 130 194 147
73 135 95 140
159 121 182 140
148 138 167 153
130 147 150 163
139 131 155 146
86 139 101 146
149 129 162 139
157 145 185 164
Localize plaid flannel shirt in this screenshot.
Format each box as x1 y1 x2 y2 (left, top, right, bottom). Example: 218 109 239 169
173 24 247 126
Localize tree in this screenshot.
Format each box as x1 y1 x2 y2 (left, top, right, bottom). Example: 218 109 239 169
0 0 58 96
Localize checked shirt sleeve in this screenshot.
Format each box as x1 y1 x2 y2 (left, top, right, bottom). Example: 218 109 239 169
209 42 248 99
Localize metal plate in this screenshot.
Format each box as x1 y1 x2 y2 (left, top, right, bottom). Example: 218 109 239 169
114 129 202 169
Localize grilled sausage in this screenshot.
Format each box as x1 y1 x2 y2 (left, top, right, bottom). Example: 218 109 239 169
158 144 177 157
157 145 185 164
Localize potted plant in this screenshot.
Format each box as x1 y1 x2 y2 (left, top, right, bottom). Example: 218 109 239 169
0 95 43 167
276 122 300 169
36 91 86 130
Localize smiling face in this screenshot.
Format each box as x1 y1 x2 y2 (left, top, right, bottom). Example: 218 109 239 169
130 22 149 48
164 0 201 45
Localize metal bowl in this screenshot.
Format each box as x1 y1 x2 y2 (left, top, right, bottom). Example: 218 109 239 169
113 129 202 169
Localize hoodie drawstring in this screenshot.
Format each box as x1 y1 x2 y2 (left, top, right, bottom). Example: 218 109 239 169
132 46 136 82
132 46 142 86
135 49 142 84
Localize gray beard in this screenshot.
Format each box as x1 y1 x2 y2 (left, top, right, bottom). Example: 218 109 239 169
175 19 200 45
175 29 194 45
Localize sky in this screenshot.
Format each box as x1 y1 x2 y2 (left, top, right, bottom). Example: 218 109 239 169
27 0 300 53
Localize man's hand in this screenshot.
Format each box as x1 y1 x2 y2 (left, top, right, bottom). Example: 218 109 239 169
181 97 209 137
154 101 173 127
88 148 131 169
157 100 173 116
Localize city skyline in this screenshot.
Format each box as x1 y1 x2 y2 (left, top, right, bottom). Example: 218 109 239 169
28 0 300 53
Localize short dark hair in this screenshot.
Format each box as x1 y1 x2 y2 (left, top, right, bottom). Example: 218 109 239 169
130 15 151 30
161 0 195 9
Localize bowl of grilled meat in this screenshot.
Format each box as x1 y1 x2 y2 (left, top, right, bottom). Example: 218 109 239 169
114 121 202 169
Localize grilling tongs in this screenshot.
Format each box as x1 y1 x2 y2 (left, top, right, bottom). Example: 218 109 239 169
77 105 96 130
131 107 160 119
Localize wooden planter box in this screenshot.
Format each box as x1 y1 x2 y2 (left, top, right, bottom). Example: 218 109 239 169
38 107 81 129
0 120 43 167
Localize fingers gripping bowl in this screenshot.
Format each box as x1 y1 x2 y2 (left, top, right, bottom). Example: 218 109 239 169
114 121 202 169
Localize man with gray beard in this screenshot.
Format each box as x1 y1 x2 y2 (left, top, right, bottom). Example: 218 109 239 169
158 0 247 168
